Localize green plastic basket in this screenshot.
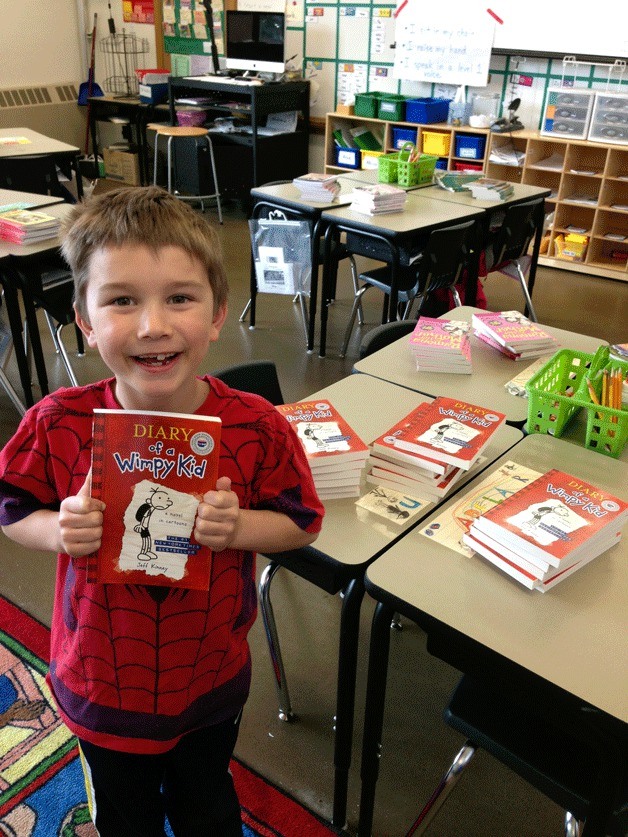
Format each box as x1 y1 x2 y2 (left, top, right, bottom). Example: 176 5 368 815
397 153 438 188
377 142 415 184
526 348 628 458
354 91 383 118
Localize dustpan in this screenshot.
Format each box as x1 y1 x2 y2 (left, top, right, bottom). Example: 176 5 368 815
78 13 104 106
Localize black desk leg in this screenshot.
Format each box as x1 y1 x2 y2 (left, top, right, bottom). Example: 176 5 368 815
464 221 482 308
333 574 365 829
358 600 395 837
525 202 545 319
319 224 337 358
0 278 35 407
307 220 321 354
20 285 50 397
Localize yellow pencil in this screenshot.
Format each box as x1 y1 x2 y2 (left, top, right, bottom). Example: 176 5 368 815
602 369 609 408
586 378 600 405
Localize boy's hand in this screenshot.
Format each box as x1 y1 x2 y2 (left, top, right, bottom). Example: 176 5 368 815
195 476 240 552
58 472 105 557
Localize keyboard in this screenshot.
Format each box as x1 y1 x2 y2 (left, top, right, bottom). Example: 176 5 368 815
184 75 263 87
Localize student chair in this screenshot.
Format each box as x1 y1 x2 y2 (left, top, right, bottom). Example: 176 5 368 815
240 182 361 351
483 197 545 323
9 257 84 396
408 675 627 837
0 154 73 201
146 124 223 223
0 296 26 415
340 219 477 358
358 319 418 360
211 360 295 721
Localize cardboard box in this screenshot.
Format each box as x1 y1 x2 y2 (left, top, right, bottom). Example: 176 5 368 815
91 177 134 196
103 147 141 186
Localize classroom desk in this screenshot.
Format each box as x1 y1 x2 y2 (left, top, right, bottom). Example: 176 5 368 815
319 195 485 357
88 95 170 186
0 128 83 201
0 202 75 405
358 434 627 836
353 306 604 426
245 177 356 352
261 373 523 828
0 188 65 210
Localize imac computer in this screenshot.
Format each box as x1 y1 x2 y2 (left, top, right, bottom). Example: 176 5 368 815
225 10 285 76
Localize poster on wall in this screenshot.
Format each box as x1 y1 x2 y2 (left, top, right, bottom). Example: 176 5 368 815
123 0 155 24
393 2 493 86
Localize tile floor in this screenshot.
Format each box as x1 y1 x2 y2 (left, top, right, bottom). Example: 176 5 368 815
1 200 626 836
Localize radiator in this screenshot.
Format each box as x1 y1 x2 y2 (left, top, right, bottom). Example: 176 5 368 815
0 84 86 151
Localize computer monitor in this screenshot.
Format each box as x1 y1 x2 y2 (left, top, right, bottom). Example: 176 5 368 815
224 10 285 75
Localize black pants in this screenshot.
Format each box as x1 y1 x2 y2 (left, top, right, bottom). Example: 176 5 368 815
78 714 244 837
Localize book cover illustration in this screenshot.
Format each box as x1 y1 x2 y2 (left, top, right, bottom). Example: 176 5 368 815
379 397 506 470
419 461 543 557
409 316 471 349
90 409 221 590
355 485 427 526
0 209 58 228
473 469 628 568
472 310 557 351
276 400 369 467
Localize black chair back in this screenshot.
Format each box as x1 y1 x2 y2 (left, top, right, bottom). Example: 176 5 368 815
358 319 418 359
414 218 477 298
212 360 285 406
0 154 69 200
489 197 543 269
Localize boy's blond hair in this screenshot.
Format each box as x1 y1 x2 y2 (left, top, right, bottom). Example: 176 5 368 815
61 186 228 319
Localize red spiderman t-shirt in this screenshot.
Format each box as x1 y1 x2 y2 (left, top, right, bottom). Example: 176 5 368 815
0 377 324 754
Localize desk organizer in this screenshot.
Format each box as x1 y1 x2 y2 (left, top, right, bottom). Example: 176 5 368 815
377 143 437 187
526 349 628 458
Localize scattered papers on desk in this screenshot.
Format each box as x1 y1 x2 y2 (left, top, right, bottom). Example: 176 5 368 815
292 172 341 201
433 171 482 192
349 184 407 215
419 461 543 557
0 208 60 244
409 316 472 373
472 310 557 361
463 469 628 591
462 177 514 201
355 485 428 525
504 356 551 397
276 400 369 499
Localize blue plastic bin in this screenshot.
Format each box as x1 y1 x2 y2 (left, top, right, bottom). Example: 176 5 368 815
454 134 487 160
335 146 360 169
392 127 417 149
405 98 451 124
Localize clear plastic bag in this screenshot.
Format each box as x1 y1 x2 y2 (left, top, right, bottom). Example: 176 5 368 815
248 215 312 296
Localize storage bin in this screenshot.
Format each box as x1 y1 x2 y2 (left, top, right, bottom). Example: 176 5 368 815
526 349 628 458
455 134 486 160
397 152 438 188
422 130 451 156
361 150 384 170
392 127 417 149
354 91 382 118
335 146 361 169
554 233 589 262
434 159 448 170
453 161 483 171
378 94 406 121
405 98 450 124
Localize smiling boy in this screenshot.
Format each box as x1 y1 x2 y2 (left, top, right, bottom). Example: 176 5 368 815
0 187 324 836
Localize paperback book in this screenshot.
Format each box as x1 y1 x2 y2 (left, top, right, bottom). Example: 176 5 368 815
472 310 557 358
409 316 472 373
463 177 515 201
0 208 60 244
89 409 222 589
372 397 506 471
349 184 407 216
467 469 628 585
419 460 543 557
276 399 369 499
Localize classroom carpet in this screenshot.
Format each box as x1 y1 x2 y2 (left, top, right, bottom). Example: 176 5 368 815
0 594 339 837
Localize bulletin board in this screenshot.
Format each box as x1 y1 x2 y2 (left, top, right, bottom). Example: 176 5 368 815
162 0 224 56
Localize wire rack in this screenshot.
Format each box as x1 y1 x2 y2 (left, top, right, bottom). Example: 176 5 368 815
100 32 149 97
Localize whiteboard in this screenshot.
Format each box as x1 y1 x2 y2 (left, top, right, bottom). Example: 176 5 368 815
480 2 627 60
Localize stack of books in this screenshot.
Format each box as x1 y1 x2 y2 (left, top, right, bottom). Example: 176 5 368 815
0 208 60 244
472 310 558 360
276 400 369 500
409 316 472 373
366 397 506 503
292 173 341 202
463 469 628 591
463 177 515 201
349 184 407 216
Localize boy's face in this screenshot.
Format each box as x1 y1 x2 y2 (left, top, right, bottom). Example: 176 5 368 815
75 244 227 413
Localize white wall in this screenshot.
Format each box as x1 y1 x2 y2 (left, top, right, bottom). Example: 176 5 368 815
0 0 157 89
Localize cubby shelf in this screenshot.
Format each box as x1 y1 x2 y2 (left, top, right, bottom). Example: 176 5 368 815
324 113 628 282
